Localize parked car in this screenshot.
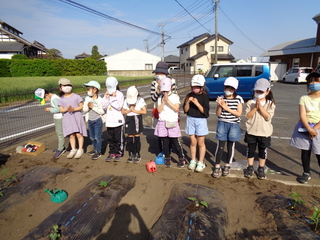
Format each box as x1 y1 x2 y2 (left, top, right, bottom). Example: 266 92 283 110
205 63 270 100
282 67 313 84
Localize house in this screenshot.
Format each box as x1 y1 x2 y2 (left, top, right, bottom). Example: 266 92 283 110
75 52 91 60
0 20 46 59
177 33 235 74
261 13 320 75
164 54 179 68
101 48 161 77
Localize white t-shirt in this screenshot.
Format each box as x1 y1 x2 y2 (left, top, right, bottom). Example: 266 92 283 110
123 97 146 116
157 93 180 122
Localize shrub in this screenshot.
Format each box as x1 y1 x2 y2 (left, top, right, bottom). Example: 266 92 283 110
0 59 12 77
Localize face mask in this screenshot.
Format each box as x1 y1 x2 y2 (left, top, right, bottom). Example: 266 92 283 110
62 86 72 93
156 75 166 81
224 90 233 96
87 91 93 97
309 83 320 92
254 93 265 99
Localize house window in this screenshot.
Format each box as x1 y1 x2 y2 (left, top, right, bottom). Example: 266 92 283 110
185 47 188 52
210 46 214 52
145 64 153 70
292 58 300 67
217 46 224 52
181 49 184 54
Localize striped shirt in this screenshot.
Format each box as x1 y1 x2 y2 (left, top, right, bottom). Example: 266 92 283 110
218 95 244 123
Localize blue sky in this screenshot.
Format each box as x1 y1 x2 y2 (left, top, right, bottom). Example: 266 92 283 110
1 0 319 61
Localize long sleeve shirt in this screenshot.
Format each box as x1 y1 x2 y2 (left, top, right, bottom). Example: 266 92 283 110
102 90 125 127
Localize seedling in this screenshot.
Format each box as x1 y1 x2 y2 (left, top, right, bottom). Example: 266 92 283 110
289 192 304 209
99 181 108 188
311 206 320 231
187 197 208 208
0 166 18 188
49 225 60 240
0 188 3 197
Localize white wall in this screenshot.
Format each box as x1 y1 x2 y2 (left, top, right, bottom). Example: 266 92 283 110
0 54 13 59
103 48 161 71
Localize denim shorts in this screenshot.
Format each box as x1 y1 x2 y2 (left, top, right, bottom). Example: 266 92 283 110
216 121 242 141
185 116 208 136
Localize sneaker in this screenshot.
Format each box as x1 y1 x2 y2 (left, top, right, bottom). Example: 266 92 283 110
244 165 254 178
257 166 266 180
114 154 122 162
91 151 101 160
222 165 231 176
177 158 185 168
53 147 66 159
127 153 133 163
134 154 141 164
67 149 77 159
212 167 220 178
297 172 311 184
105 154 115 162
87 149 96 155
188 160 197 170
74 149 84 159
195 161 205 172
164 157 171 168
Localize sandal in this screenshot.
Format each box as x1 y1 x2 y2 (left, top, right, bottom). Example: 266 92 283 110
222 166 231 176
212 167 220 178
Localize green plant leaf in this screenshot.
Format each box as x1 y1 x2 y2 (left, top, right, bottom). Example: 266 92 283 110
200 201 208 208
187 197 197 202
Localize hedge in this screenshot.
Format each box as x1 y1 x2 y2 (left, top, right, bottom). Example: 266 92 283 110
0 58 107 77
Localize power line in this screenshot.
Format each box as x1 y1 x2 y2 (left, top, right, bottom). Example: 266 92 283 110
173 0 211 33
219 6 265 52
57 0 170 38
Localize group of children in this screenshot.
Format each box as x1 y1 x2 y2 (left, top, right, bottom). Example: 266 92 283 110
34 62 320 184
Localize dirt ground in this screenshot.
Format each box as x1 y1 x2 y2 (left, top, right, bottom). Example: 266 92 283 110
0 117 320 239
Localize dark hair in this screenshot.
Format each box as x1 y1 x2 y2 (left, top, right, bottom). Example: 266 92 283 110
44 89 49 95
59 84 65 97
266 89 275 105
306 73 320 90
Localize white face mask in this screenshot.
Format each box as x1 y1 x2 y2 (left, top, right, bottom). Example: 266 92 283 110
254 93 265 99
87 91 93 97
156 75 166 81
62 86 72 93
224 90 234 96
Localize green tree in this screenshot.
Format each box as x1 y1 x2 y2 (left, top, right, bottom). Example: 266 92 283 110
46 48 63 59
11 54 28 59
90 45 102 60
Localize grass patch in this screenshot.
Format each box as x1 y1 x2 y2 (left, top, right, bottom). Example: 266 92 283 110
0 75 153 104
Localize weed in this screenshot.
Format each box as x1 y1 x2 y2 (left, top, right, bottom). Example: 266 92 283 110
0 166 18 189
49 225 60 240
99 181 108 188
0 188 3 197
289 192 304 209
311 206 320 231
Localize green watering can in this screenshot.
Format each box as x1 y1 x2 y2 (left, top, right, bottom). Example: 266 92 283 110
45 188 68 203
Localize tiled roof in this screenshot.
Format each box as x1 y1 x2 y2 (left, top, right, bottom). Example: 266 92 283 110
187 51 208 60
177 33 211 48
261 38 320 56
210 53 235 61
164 54 179 63
0 41 24 52
200 34 233 45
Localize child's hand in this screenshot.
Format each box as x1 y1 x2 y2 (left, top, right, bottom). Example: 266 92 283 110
191 98 199 105
67 105 74 112
105 92 110 98
188 96 194 102
45 108 50 112
111 92 116 97
129 105 135 112
88 102 93 109
163 92 168 102
255 98 261 109
308 129 318 139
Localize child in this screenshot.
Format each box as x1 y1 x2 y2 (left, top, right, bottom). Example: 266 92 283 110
290 72 320 184
183 75 210 172
102 77 125 162
212 77 243 178
57 78 87 159
34 88 65 159
154 77 185 167
244 78 276 179
82 80 105 160
122 86 147 163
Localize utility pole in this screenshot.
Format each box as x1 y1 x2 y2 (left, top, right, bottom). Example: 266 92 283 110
159 22 165 61
214 0 219 64
144 39 149 53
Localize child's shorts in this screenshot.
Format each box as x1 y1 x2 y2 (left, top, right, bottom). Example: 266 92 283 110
154 120 181 138
244 133 271 148
125 115 143 135
216 121 242 142
185 116 208 136
290 123 320 154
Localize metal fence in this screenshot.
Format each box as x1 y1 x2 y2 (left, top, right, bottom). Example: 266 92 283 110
0 75 192 150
